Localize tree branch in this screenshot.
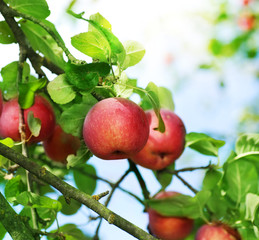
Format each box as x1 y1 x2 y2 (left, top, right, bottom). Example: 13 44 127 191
0 143 158 240
0 0 64 76
0 191 35 240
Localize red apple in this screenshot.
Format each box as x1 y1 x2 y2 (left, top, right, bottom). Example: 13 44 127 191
195 223 241 240
0 91 3 116
43 125 81 164
83 97 149 160
0 95 56 143
148 191 194 240
242 0 252 5
130 109 186 170
238 13 255 31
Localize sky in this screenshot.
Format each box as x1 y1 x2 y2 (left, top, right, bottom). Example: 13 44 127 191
1 0 259 239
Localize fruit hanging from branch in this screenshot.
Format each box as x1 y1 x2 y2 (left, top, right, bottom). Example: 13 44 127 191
43 125 81 164
0 95 56 143
130 109 186 170
148 191 194 240
195 223 241 240
83 97 149 160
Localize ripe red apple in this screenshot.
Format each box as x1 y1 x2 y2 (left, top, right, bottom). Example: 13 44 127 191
130 109 186 170
242 0 252 5
148 191 194 240
238 13 255 31
195 223 241 240
83 97 149 160
0 95 56 143
43 125 81 164
0 91 3 116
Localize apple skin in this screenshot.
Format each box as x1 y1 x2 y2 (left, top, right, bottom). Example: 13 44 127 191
83 97 149 160
0 91 3 116
148 191 194 240
238 14 255 31
195 223 241 240
130 109 186 170
0 95 56 143
43 125 81 164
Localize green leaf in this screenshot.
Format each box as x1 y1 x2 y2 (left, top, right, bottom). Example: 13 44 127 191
73 164 96 195
18 78 47 109
144 82 165 133
0 21 16 44
245 193 259 238
153 163 175 190
89 13 112 31
0 138 14 167
16 191 62 211
6 0 50 19
20 20 65 69
185 132 225 156
234 134 259 168
65 62 110 90
0 223 6 239
27 111 41 137
113 71 133 98
66 143 92 168
47 74 76 104
49 224 91 240
59 94 97 137
146 193 201 219
4 175 25 203
157 87 175 111
223 160 258 204
245 193 259 223
58 196 81 216
202 168 223 191
122 40 145 69
71 31 109 62
87 19 125 64
0 61 30 100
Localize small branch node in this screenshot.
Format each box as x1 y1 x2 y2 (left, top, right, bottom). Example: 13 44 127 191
92 190 109 201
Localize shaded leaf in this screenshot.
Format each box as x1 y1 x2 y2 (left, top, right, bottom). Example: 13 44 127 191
153 163 175 190
58 196 81 216
4 175 25 203
18 78 47 109
65 62 110 91
223 160 258 204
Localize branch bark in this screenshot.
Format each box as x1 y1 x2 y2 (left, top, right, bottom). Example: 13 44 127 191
0 191 35 240
0 142 158 240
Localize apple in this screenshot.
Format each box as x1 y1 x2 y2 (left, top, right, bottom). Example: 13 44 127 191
130 109 186 170
242 0 251 5
0 95 56 143
0 91 3 116
83 97 149 160
43 125 81 164
148 191 194 240
195 223 241 240
238 13 255 31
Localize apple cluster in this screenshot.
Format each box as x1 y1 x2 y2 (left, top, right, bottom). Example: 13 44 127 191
0 95 241 239
82 97 186 170
0 94 80 164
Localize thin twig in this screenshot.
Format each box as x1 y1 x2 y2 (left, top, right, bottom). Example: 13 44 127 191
128 160 150 200
174 173 198 194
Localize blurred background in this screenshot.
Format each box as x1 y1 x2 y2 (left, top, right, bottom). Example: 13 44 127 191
1 0 259 239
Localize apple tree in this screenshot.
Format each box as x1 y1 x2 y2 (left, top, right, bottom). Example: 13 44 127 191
0 0 258 240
